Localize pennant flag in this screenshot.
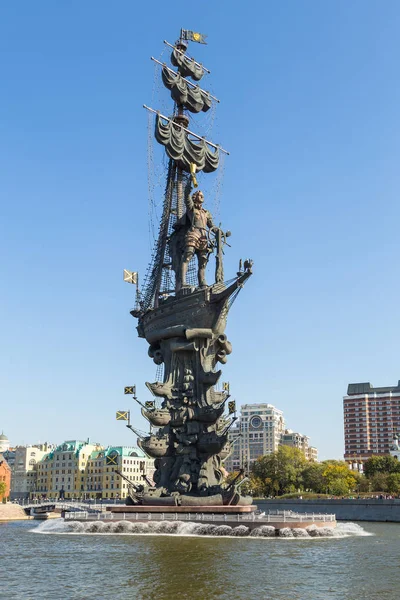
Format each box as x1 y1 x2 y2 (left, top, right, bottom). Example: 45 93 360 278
228 401 236 415
116 411 129 421
145 401 155 410
181 30 207 44
223 382 230 393
123 269 138 284
124 386 136 395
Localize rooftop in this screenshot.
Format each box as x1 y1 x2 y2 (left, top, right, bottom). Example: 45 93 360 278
347 381 400 395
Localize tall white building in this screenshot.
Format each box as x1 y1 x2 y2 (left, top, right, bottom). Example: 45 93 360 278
225 404 317 472
226 403 285 471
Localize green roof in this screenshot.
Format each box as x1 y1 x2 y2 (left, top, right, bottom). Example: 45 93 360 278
105 446 146 458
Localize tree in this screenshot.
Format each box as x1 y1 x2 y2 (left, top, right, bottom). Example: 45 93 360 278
302 462 326 493
0 481 6 501
355 474 371 493
322 464 357 496
369 472 388 492
251 446 306 496
224 471 251 495
364 456 400 478
386 473 400 494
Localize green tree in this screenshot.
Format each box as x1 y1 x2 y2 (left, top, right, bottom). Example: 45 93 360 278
251 446 306 496
322 464 357 496
386 473 400 494
364 456 400 478
0 481 6 500
302 462 326 493
369 472 388 492
355 474 370 493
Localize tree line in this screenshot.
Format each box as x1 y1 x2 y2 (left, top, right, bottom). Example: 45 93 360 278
228 446 400 497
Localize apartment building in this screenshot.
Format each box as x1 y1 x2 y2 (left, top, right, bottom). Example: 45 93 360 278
344 381 400 464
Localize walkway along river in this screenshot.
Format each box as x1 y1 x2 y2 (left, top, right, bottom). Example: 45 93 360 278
257 498 400 522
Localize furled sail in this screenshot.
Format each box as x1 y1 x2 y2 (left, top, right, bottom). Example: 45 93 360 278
170 49 204 81
162 67 211 113
155 114 219 173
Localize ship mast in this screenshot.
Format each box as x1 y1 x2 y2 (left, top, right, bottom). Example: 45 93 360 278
141 29 223 310
175 35 187 219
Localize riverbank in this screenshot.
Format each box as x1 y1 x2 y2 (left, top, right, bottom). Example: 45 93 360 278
0 503 30 522
257 498 400 522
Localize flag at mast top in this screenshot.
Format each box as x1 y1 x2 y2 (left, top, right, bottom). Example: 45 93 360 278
180 28 207 45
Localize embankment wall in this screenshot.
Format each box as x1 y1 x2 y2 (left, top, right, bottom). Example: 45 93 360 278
256 499 400 522
0 503 29 521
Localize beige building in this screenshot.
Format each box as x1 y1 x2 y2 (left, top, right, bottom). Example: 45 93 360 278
11 443 52 500
99 446 152 501
35 439 102 499
33 441 153 501
306 446 318 461
281 429 318 461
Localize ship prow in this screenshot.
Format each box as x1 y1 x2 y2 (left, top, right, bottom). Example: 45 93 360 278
134 269 252 343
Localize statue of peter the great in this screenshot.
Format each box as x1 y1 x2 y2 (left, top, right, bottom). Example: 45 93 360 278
180 190 214 288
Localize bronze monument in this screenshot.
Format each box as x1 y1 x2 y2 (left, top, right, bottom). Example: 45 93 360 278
120 29 253 507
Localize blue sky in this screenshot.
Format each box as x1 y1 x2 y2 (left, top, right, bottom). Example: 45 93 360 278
1 1 400 459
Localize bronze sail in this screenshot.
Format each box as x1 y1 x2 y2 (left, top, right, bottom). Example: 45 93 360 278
170 47 205 81
155 114 219 173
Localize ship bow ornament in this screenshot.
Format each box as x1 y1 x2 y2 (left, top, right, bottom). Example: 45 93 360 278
122 31 253 507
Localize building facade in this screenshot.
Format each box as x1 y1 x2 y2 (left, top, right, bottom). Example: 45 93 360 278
281 429 318 461
344 381 400 464
32 441 153 501
0 432 10 453
225 404 317 472
35 440 102 500
11 444 52 500
90 446 151 501
226 403 285 471
389 434 400 461
0 455 11 501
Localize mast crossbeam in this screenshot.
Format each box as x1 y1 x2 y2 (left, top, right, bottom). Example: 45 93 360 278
163 40 211 73
151 57 220 103
143 105 229 155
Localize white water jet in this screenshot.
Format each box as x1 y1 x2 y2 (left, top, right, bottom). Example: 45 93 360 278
31 518 373 539
249 526 276 537
278 527 294 537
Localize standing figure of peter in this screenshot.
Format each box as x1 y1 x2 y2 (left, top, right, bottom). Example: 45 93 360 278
180 190 214 288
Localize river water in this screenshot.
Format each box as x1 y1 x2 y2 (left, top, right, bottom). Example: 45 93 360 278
1 519 399 599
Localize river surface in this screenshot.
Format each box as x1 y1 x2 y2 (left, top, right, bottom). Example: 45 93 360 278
1 519 399 600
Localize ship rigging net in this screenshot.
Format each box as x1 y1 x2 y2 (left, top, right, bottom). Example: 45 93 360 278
142 41 224 310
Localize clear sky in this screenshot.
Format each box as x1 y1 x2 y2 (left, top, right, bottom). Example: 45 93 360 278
1 1 400 459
